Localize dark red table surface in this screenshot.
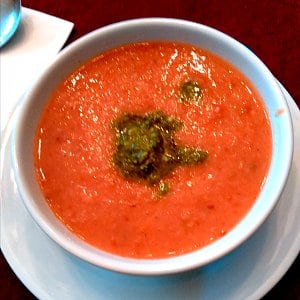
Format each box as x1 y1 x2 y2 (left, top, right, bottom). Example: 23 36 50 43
1 1 299 299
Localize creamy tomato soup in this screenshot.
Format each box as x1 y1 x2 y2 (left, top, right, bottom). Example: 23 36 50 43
34 42 272 258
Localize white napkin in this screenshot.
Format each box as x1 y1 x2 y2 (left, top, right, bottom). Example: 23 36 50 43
0 7 74 132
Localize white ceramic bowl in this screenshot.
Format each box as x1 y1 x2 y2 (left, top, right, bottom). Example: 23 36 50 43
12 18 293 275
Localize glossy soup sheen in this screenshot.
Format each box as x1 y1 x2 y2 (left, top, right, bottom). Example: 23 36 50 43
34 42 272 258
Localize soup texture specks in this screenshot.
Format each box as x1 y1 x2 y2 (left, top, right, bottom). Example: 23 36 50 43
34 42 272 258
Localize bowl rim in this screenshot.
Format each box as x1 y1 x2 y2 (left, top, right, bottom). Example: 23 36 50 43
12 17 294 275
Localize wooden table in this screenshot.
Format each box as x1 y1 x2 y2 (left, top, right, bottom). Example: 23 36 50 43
1 1 299 299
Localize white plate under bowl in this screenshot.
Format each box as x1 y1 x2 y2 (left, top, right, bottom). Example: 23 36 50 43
1 83 299 299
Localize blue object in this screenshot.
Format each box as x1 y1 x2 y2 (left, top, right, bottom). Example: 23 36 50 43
0 0 21 47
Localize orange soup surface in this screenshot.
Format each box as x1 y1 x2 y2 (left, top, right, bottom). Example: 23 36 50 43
34 42 272 258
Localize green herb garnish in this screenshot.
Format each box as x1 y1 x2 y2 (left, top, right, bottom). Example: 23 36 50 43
113 111 208 193
179 80 202 103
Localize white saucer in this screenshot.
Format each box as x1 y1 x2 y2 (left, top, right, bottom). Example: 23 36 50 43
1 84 299 300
